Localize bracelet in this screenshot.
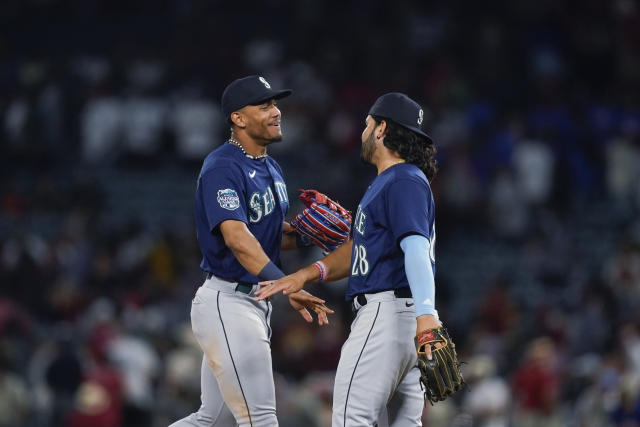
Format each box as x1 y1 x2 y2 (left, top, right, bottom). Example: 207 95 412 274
313 261 328 282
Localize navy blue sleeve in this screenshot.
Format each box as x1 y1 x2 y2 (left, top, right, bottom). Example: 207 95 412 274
200 167 247 231
386 178 432 244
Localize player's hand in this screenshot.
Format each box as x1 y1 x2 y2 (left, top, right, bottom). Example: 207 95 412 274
283 221 294 233
416 314 443 360
418 336 444 361
287 290 334 326
256 270 306 300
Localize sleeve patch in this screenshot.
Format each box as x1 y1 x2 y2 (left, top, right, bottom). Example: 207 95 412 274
217 189 240 210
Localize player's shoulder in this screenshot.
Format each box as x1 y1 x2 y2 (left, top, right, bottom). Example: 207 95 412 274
201 143 243 175
389 163 429 185
384 164 433 200
395 163 427 180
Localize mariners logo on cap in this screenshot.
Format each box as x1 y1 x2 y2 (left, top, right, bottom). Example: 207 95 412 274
417 109 424 125
258 76 271 89
217 189 240 210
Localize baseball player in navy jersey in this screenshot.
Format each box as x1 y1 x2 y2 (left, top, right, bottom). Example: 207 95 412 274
170 76 333 427
256 93 441 426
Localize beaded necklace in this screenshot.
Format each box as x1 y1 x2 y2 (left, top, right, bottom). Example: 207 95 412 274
228 137 268 160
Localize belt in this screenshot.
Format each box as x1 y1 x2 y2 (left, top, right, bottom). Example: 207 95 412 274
205 272 255 295
353 286 413 308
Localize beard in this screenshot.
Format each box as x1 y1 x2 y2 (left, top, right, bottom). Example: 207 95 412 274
360 132 376 164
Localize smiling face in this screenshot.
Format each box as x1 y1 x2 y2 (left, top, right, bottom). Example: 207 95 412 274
237 99 283 144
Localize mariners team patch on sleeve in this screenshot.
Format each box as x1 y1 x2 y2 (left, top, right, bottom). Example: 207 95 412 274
217 189 240 210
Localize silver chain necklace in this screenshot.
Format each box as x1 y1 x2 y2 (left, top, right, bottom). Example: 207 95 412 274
228 137 268 160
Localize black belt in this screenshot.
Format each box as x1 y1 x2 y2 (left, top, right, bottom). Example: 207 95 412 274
353 286 413 308
205 272 255 295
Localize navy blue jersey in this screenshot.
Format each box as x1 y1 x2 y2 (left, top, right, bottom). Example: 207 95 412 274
346 163 435 300
194 143 289 283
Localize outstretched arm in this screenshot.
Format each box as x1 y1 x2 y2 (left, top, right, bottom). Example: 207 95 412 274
400 234 441 358
255 240 353 300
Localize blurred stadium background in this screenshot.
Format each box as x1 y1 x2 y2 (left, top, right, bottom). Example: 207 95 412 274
1 0 640 426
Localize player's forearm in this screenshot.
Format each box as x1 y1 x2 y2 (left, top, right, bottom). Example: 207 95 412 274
228 238 271 276
296 240 353 284
400 235 442 333
220 220 272 276
280 233 297 251
322 239 353 281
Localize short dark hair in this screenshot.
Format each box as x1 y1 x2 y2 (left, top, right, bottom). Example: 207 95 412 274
372 116 438 181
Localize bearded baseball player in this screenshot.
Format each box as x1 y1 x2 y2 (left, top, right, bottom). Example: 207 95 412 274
256 93 463 426
170 75 334 427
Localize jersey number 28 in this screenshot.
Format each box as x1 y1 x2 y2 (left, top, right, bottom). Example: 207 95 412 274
351 244 369 276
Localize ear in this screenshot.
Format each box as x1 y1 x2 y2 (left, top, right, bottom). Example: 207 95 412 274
376 120 387 139
230 112 246 128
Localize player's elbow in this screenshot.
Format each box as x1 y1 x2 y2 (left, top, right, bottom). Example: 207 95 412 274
222 232 244 253
220 220 247 249
221 229 252 257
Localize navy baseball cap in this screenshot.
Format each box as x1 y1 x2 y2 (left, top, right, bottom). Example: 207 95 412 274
368 92 432 142
221 75 292 119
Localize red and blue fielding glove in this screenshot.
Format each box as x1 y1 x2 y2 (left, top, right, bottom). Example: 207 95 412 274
290 189 352 252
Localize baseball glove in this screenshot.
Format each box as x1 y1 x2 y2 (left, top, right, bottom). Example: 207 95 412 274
289 189 352 252
415 327 465 405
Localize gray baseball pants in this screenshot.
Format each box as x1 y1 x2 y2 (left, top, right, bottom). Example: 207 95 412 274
332 291 423 427
170 276 277 427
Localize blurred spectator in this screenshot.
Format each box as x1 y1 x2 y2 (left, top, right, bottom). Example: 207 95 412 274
604 237 640 316
572 354 612 427
619 322 640 378
65 322 124 427
606 135 640 205
610 372 640 425
422 399 459 427
170 89 220 161
107 328 161 427
4 94 29 148
488 168 529 238
0 354 30 427
462 355 510 427
468 279 518 369
513 136 555 206
81 90 123 164
155 323 202 426
44 335 83 426
512 337 562 427
67 374 123 427
439 145 481 215
567 284 612 357
121 94 167 161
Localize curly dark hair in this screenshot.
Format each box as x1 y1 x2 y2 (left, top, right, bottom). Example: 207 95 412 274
372 116 438 181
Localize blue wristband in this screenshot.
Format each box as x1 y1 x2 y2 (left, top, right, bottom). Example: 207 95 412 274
258 261 285 281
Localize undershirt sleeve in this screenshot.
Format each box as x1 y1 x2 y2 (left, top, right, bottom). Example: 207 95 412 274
400 234 437 317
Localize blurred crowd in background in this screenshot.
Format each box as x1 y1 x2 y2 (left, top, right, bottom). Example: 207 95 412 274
1 0 640 426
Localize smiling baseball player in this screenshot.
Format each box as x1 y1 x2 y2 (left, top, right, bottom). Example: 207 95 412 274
256 93 464 426
170 75 333 427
